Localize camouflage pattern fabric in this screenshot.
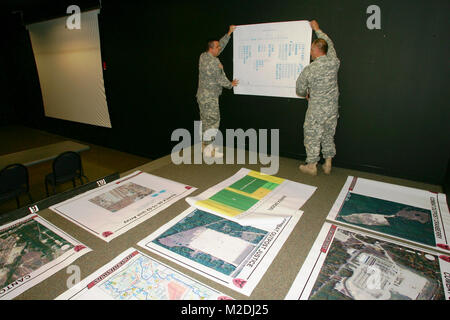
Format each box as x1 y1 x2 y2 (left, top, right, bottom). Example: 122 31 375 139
196 34 233 144
296 29 340 164
198 98 220 142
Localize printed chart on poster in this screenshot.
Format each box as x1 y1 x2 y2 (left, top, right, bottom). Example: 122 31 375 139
233 20 312 98
50 171 196 242
138 207 301 296
285 222 450 300
0 214 91 300
56 248 232 300
186 168 316 229
326 176 450 254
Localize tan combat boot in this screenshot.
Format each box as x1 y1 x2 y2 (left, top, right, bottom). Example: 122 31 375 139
203 144 214 157
299 162 317 176
322 158 332 174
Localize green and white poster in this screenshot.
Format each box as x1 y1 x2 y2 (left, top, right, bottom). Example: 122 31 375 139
186 168 316 230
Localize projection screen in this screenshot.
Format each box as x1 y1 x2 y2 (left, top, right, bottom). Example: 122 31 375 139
28 9 112 128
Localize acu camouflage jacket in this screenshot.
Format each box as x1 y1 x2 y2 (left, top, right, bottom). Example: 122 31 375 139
196 34 233 101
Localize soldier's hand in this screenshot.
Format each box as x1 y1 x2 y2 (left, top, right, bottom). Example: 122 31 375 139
218 63 223 69
228 25 236 35
310 20 319 31
231 79 239 87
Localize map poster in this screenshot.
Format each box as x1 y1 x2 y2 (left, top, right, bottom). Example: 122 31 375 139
56 248 232 300
0 214 91 300
185 168 315 230
233 20 312 98
138 207 301 296
326 176 450 254
285 222 450 300
50 171 197 242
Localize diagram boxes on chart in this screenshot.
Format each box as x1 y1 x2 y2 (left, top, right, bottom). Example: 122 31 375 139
285 222 450 300
233 20 312 98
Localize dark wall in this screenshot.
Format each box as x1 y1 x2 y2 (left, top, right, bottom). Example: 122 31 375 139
2 0 450 184
0 12 43 126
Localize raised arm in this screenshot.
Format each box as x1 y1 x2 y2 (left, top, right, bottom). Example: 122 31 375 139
310 20 338 59
218 25 236 55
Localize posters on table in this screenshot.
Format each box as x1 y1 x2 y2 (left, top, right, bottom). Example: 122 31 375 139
0 214 91 300
50 171 196 242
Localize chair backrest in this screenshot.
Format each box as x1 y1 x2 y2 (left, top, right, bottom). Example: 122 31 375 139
52 151 82 178
0 163 29 193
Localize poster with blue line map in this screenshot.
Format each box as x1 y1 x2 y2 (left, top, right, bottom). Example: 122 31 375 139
56 248 232 300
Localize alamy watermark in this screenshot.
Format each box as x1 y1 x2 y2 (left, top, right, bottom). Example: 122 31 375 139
171 121 280 176
66 265 81 289
366 5 381 30
66 5 81 29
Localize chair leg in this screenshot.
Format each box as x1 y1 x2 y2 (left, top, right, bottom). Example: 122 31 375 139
28 192 33 204
72 179 76 188
15 196 20 209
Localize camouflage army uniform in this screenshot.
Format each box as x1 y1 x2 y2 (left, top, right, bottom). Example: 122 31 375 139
196 34 233 145
296 29 340 164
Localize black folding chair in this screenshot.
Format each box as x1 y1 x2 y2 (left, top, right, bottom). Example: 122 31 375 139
45 151 89 196
0 163 33 209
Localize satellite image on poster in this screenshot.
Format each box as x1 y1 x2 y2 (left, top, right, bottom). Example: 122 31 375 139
285 223 450 300
0 214 91 300
138 207 301 296
326 176 450 253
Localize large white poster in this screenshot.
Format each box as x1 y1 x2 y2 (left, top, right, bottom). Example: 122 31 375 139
233 20 312 98
50 171 196 242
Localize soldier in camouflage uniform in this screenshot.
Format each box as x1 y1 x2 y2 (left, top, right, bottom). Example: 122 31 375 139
197 25 239 158
296 20 340 175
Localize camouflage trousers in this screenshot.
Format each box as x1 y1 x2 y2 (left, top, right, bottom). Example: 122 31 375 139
198 97 220 146
303 112 339 164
